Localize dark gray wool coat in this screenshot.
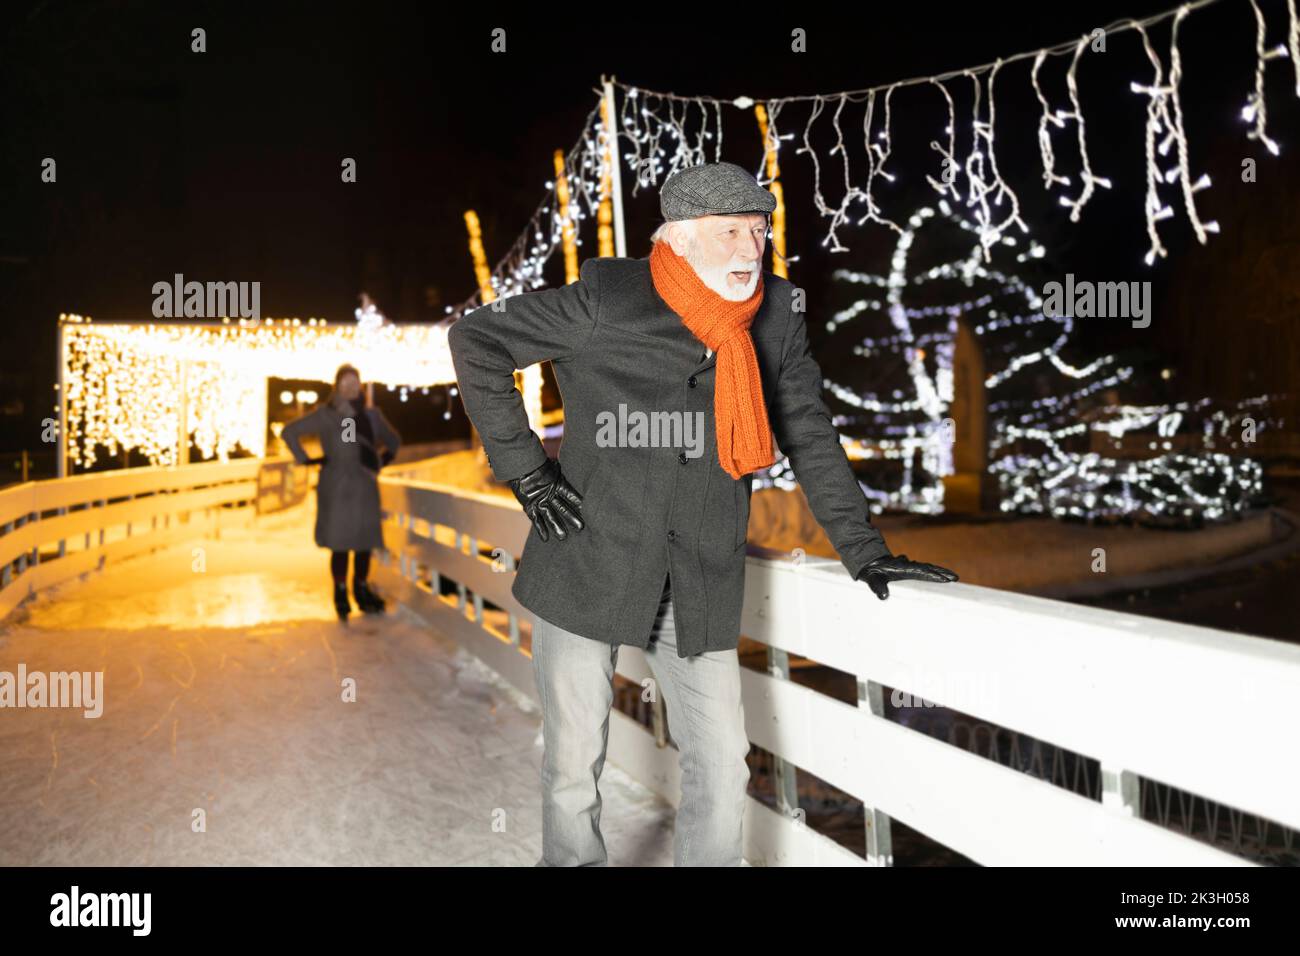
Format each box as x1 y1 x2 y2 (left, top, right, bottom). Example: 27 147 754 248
281 399 402 552
448 254 891 658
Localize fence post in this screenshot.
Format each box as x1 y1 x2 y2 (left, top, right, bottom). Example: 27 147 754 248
468 535 484 624
1 520 12 588
859 678 895 866
454 532 468 611
1101 762 1140 816
767 647 801 817
15 515 27 575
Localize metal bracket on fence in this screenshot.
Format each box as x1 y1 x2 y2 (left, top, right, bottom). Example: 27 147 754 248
454 532 468 611
15 514 28 575
468 535 484 625
1101 762 1140 816
492 549 520 646
1 520 12 587
398 513 411 583
651 690 668 748
859 678 896 866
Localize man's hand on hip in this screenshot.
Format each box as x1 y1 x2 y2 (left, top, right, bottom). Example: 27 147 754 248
508 457 585 542
859 553 958 600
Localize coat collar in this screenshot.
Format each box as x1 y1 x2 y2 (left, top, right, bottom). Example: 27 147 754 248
610 254 780 378
655 296 719 376
640 260 755 377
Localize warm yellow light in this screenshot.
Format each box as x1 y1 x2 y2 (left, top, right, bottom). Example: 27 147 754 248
61 315 457 468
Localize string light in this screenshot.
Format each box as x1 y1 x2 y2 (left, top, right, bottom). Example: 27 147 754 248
425 0 1287 521
1244 0 1289 156
1167 4 1221 245
748 202 1269 521
60 314 456 469
1290 0 1300 94
1057 35 1114 223
925 77 962 204
445 96 611 321
962 62 1031 260
1031 50 1072 193
608 0 1283 265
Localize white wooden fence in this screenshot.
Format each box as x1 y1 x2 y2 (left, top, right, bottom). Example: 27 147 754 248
374 468 1300 867
0 459 267 619
2 458 1294 866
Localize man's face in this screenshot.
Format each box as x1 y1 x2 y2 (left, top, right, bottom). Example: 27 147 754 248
671 213 767 301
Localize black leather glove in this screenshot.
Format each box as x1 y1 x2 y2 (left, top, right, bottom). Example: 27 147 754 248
507 457 584 542
380 449 395 467
858 552 958 600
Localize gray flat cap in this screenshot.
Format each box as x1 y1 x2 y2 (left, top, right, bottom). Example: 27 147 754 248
659 161 777 221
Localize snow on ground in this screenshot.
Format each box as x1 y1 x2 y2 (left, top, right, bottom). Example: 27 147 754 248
0 507 674 866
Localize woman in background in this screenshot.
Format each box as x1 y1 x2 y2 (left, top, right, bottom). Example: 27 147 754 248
281 363 402 620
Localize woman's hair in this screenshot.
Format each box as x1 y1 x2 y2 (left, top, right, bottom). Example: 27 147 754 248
327 363 365 408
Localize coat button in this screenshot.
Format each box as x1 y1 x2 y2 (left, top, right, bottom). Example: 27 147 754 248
677 451 688 464
667 529 676 540
687 375 698 388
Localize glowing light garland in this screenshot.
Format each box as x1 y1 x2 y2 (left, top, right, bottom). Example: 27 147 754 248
611 0 1292 266
426 0 1289 523
59 313 456 469
445 99 613 320
759 201 1270 523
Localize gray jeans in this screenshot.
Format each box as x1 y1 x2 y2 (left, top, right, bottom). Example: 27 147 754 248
531 572 751 866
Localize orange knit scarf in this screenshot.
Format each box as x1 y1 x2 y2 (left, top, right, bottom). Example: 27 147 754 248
649 240 776 479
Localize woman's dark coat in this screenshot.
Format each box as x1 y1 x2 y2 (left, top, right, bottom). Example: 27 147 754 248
281 399 401 551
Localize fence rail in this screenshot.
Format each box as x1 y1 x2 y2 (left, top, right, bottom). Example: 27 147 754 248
0 458 267 619
375 471 1300 866
2 458 1293 865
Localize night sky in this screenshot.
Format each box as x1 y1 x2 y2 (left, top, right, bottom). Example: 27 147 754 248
2 0 1294 453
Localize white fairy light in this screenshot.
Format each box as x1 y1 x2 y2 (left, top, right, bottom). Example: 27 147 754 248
447 96 613 321
60 315 457 468
1031 50 1073 192
438 1 1276 519
1130 20 1179 265
855 85 904 235
1058 35 1114 223
1168 4 1220 244
788 202 1267 519
589 2 1277 271
925 78 962 203
961 61 1030 262
1289 0 1300 94
1244 0 1288 156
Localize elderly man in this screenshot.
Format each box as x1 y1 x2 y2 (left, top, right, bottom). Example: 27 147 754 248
448 160 957 867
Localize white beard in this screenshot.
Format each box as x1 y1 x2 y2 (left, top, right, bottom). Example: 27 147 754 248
684 240 760 301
